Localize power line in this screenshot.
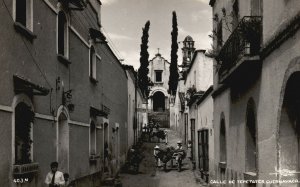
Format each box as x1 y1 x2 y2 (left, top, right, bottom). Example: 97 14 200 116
2 0 52 89
101 27 124 60
105 33 123 58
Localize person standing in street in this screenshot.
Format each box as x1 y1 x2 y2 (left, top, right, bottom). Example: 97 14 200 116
153 145 161 167
176 140 183 150
45 162 65 187
164 130 168 145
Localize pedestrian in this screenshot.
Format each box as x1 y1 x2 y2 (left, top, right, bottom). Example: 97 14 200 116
164 130 168 145
153 145 161 167
176 140 183 150
187 140 192 160
104 142 113 177
63 173 71 186
45 161 65 187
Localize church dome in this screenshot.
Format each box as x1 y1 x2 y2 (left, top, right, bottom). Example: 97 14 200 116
184 35 194 42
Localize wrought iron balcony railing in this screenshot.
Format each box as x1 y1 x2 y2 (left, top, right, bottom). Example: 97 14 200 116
13 162 39 175
218 16 262 78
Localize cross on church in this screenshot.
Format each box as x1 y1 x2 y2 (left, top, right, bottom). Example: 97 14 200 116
157 48 160 54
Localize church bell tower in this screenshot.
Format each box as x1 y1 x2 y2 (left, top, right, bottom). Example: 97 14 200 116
181 35 195 72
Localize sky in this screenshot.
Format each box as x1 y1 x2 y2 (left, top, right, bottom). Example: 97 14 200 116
101 0 212 69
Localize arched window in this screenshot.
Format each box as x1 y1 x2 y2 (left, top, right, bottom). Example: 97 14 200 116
219 114 227 182
220 116 226 163
58 11 68 57
89 46 97 80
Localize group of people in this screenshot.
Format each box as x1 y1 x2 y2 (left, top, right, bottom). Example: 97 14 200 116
153 140 183 167
44 141 114 186
141 121 169 144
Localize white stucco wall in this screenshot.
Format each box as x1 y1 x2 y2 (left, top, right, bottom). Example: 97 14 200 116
185 51 213 92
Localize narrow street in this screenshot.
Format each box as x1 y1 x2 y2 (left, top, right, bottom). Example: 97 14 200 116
118 129 202 187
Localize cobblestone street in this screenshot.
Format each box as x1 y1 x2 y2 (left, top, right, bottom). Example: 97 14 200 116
118 129 203 187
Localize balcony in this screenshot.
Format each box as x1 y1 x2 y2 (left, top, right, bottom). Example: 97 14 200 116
89 154 101 163
218 16 262 84
13 162 39 175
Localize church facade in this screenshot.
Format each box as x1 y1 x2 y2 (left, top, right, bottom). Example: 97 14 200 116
147 53 170 128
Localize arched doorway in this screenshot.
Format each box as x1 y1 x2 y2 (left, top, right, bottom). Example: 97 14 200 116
245 99 257 173
219 114 227 184
153 91 165 111
57 111 69 173
220 117 227 163
103 122 109 173
279 72 300 182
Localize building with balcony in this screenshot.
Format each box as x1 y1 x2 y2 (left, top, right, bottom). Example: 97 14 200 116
170 36 214 182
210 0 300 185
0 0 130 186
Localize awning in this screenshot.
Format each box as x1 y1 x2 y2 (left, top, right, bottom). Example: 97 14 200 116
13 75 50 96
187 91 205 106
90 105 110 118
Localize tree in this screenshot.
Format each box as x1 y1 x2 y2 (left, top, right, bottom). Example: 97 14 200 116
168 11 179 95
138 20 151 98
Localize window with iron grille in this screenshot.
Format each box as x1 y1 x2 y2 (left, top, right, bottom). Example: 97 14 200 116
198 129 209 173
